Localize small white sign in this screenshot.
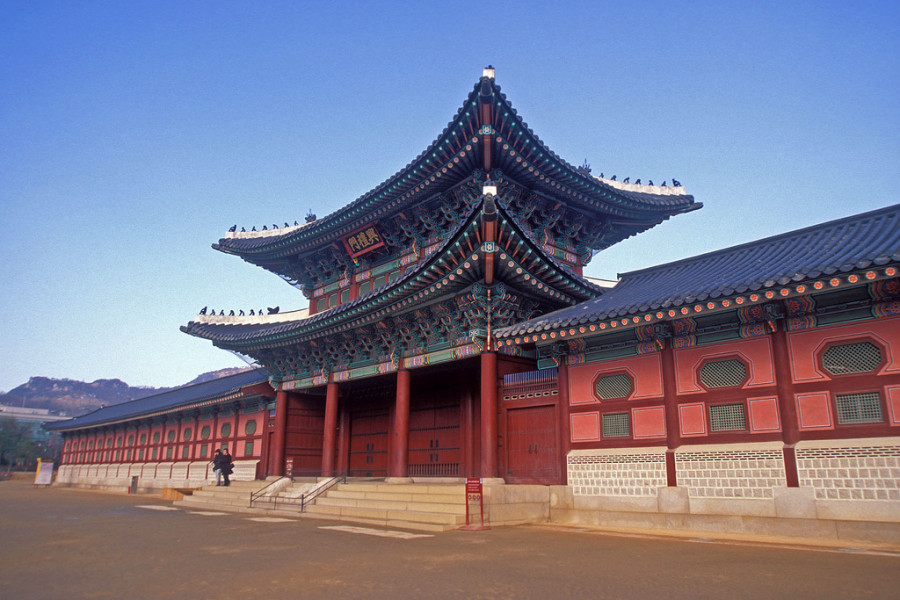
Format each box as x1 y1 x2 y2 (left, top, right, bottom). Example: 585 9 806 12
34 461 53 486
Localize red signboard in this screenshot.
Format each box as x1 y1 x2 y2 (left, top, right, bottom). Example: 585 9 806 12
285 457 294 479
342 224 385 258
462 478 489 530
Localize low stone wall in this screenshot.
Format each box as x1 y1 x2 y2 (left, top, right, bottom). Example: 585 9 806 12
550 439 900 546
55 460 259 492
796 437 900 522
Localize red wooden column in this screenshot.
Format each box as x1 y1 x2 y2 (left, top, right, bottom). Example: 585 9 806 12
270 390 290 476
336 405 350 475
770 322 801 487
390 369 411 478
321 382 339 477
480 351 499 478
660 341 681 486
556 361 572 485
191 413 200 462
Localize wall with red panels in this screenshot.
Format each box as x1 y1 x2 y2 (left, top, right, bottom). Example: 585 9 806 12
61 406 269 469
788 316 900 383
568 354 663 405
674 337 775 395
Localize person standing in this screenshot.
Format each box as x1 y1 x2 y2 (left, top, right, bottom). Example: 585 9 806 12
220 448 233 487
212 449 225 486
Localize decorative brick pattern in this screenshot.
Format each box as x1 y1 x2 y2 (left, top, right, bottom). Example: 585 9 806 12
675 449 784 498
568 452 667 497
796 445 900 501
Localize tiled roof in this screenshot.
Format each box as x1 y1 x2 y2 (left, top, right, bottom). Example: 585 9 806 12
497 203 900 338
46 369 271 431
214 74 698 257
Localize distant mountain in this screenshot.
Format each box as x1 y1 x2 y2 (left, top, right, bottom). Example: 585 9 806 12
0 367 254 417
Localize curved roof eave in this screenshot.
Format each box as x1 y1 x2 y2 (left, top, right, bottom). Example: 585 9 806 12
214 74 699 259
184 195 606 349
214 83 485 256
46 369 272 432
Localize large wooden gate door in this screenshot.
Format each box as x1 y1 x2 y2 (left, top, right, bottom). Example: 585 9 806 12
408 395 461 477
284 402 324 477
505 404 559 484
349 408 389 477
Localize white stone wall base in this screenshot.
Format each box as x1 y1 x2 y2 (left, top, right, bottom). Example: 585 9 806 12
657 487 689 514
774 487 817 519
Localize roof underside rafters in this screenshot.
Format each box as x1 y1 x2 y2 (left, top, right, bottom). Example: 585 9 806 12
183 198 603 357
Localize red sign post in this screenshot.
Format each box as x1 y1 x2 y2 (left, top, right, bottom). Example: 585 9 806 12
461 477 490 530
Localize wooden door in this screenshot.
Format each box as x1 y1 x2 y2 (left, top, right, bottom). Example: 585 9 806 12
284 404 324 477
349 408 389 477
505 404 559 484
408 397 461 477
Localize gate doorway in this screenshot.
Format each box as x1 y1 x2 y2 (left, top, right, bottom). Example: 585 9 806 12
408 395 461 477
348 408 389 477
504 404 559 484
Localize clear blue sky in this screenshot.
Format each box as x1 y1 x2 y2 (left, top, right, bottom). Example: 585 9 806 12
1 1 897 392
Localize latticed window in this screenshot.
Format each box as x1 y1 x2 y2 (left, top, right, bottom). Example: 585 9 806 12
699 359 747 388
602 412 631 438
595 373 633 400
822 342 882 375
709 403 746 432
835 392 883 424
167 430 176 442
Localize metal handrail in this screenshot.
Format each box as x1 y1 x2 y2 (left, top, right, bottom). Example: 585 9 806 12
249 476 289 508
300 473 346 512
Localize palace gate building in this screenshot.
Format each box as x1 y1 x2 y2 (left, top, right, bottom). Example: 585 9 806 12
178 66 699 484
52 69 900 539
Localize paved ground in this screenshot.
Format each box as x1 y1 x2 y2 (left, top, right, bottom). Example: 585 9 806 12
1 480 899 599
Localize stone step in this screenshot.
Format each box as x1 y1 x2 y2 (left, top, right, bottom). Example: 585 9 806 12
176 495 250 509
297 511 456 533
305 503 466 527
315 496 465 515
337 482 465 496
326 489 464 505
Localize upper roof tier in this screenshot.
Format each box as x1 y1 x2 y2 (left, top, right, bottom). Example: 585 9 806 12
496 203 900 340
213 68 700 281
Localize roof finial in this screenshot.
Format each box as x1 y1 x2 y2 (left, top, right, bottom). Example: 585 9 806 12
482 65 495 79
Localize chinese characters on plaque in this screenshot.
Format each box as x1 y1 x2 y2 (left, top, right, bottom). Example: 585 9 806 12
342 225 385 258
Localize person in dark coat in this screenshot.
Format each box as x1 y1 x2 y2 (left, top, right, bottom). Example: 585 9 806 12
212 449 226 486
220 448 233 486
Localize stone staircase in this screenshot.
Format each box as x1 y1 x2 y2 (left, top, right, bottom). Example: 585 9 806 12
173 478 471 531
174 479 274 513
301 481 469 532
